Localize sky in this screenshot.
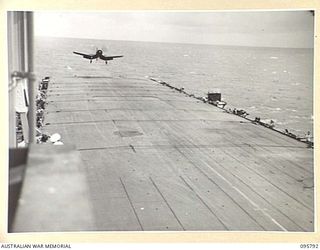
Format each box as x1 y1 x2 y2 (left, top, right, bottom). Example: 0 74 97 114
34 11 314 48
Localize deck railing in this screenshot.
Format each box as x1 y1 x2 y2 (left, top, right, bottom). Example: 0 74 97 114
8 11 36 148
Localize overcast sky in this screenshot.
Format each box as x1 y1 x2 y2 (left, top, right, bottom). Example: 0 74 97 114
34 11 314 48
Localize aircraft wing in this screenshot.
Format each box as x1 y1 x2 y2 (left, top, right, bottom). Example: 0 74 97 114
100 55 123 61
73 51 96 59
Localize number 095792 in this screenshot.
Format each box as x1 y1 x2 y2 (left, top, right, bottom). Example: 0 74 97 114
300 244 319 249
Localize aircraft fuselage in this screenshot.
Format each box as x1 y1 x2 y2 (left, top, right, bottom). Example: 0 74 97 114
73 49 123 64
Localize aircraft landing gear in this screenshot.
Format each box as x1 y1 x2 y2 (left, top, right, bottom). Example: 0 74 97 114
90 60 92 63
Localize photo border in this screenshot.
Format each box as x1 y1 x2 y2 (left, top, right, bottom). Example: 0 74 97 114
0 0 319 243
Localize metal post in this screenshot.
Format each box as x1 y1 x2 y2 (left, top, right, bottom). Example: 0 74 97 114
25 12 36 143
8 12 16 147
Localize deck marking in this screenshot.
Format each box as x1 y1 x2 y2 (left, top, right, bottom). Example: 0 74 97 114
203 124 314 213
199 159 288 231
159 120 289 231
223 149 313 212
47 108 224 113
168 120 312 227
149 177 185 230
203 148 306 231
223 124 313 174
230 133 313 176
175 148 266 230
159 119 308 230
45 119 233 125
76 143 306 152
119 177 144 231
193 148 293 231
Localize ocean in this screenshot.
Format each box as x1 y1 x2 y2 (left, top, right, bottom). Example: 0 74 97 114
34 37 314 137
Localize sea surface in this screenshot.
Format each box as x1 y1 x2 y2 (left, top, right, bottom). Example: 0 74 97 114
34 37 314 137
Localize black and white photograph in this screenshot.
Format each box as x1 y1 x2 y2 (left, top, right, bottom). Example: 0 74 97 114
7 10 314 233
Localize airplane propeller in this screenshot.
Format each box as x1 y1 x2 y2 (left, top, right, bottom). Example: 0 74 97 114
101 45 108 53
89 45 109 56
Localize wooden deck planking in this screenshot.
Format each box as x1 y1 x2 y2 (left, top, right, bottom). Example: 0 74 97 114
216 125 314 200
159 118 313 226
151 176 228 230
90 196 143 231
121 177 184 230
79 150 143 231
153 148 265 231
36 75 315 231
195 146 313 231
261 147 314 173
196 120 313 177
179 175 265 231
176 147 307 231
224 147 312 208
148 118 314 230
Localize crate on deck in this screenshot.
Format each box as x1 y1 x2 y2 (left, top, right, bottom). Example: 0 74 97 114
207 92 221 102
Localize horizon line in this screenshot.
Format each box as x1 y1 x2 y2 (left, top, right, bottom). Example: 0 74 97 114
34 35 314 49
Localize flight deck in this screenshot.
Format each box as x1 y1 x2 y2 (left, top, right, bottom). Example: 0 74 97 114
12 74 314 232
